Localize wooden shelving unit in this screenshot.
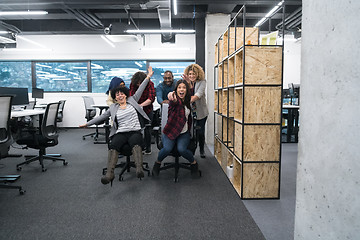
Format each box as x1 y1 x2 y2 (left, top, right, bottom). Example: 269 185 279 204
214 6 283 199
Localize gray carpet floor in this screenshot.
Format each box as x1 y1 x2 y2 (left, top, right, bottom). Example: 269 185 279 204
0 128 265 240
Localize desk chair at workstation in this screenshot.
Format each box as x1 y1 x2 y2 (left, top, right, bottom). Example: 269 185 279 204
82 96 104 141
0 95 25 194
57 100 66 123
16 102 68 172
153 103 201 182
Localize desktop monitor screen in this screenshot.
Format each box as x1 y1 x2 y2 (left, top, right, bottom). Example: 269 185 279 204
32 88 44 99
0 87 29 106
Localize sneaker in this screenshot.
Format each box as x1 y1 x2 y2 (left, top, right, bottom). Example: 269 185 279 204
152 162 161 176
200 151 205 158
145 149 152 155
190 162 199 175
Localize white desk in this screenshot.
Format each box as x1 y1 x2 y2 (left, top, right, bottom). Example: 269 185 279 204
11 109 45 118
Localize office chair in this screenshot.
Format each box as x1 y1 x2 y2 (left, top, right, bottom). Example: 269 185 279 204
102 142 150 181
57 100 66 123
82 96 104 141
16 102 68 172
0 95 25 194
154 103 201 182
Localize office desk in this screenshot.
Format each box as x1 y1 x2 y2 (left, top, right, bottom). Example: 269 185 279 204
11 109 45 118
91 104 110 144
282 105 300 143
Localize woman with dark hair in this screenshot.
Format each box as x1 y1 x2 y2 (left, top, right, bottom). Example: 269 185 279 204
152 79 199 176
80 67 153 186
130 70 155 155
106 77 125 106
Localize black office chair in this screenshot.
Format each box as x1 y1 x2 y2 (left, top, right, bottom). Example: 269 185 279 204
57 100 66 123
154 103 201 182
102 143 150 181
16 102 68 172
0 95 25 194
82 96 104 140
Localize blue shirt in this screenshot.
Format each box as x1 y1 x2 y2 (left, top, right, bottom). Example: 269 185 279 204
156 80 177 104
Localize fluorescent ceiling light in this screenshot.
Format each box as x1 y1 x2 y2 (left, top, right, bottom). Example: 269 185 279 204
254 1 284 27
0 31 9 34
105 35 139 43
0 11 48 16
134 61 143 67
126 29 195 34
101 35 115 48
173 0 178 15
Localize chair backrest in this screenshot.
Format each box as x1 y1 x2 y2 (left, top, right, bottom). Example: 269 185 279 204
0 95 12 145
57 100 66 122
25 101 36 110
41 102 60 140
82 96 96 120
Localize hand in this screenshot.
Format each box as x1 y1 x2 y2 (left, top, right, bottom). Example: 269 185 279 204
181 74 190 82
167 91 176 101
147 66 154 79
79 124 87 128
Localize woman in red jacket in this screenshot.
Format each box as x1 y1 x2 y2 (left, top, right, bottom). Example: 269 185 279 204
152 79 199 176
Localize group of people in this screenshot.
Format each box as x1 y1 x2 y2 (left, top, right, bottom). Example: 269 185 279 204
80 64 209 185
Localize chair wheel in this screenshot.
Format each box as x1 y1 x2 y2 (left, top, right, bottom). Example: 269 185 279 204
199 170 202 177
17 166 22 171
42 168 47 172
82 137 85 140
19 189 26 195
102 170 106 175
119 176 123 181
63 161 68 166
174 178 178 182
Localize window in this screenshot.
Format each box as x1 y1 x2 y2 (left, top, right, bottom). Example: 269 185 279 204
148 61 194 87
35 61 88 92
0 61 32 91
91 60 147 93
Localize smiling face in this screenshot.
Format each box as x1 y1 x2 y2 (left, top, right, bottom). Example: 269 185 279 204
188 70 197 82
115 91 127 105
163 72 174 86
176 83 187 100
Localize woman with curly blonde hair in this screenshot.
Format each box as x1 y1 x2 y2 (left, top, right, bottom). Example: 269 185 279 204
170 63 209 158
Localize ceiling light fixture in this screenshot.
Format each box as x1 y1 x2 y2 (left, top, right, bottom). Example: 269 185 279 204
0 36 16 44
173 0 178 15
0 10 48 16
126 29 195 34
0 31 10 34
101 35 115 48
254 1 284 27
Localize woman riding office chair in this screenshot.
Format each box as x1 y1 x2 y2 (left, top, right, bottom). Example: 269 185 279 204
153 102 202 182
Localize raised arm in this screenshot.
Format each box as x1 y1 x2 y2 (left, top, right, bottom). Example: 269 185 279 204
132 66 154 102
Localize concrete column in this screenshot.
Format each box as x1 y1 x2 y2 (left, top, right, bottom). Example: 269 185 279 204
205 13 230 150
295 1 360 239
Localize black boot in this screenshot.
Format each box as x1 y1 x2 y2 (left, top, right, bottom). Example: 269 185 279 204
101 149 119 186
132 145 144 179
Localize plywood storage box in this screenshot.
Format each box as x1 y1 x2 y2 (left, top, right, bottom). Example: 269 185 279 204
214 25 283 199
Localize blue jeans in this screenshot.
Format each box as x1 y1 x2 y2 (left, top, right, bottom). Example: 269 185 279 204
157 132 194 163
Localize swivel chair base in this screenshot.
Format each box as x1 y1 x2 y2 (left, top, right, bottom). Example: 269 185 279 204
158 156 202 182
17 152 68 172
0 175 26 195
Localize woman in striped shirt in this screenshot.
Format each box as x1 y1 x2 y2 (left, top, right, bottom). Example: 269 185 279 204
80 67 153 186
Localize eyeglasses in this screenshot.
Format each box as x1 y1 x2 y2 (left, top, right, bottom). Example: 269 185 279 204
163 77 173 80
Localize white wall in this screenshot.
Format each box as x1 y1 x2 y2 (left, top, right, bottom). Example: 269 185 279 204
1 34 195 127
295 0 360 239
205 14 231 148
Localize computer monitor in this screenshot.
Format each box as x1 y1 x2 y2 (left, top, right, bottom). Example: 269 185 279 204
0 87 29 106
32 88 44 99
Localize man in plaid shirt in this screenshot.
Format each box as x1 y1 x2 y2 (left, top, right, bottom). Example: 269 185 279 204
130 71 155 154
